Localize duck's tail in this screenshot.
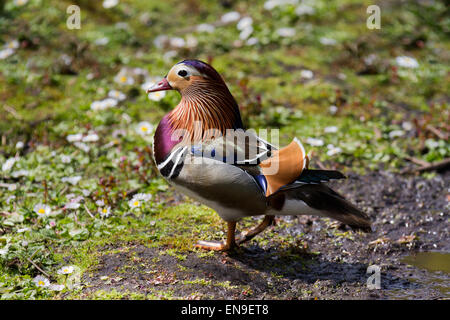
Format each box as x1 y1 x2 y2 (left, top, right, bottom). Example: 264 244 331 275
278 183 372 232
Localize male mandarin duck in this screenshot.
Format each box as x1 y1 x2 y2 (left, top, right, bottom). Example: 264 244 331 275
147 59 371 251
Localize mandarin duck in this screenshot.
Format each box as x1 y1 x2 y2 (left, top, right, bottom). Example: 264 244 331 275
147 59 371 251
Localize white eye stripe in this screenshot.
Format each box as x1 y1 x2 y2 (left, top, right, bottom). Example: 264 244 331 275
169 63 207 78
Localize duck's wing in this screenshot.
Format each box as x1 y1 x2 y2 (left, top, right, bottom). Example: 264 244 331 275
156 129 273 180
159 128 346 198
191 129 276 166
189 130 314 197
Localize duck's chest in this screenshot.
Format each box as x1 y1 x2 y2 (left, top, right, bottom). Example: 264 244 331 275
153 115 191 181
153 115 180 165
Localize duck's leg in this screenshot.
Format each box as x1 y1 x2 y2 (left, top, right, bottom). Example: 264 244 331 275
194 221 237 251
236 215 275 245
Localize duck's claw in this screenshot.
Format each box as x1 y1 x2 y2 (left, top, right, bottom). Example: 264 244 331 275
194 222 238 251
194 240 236 251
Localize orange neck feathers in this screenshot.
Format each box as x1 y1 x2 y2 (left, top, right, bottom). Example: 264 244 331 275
168 78 243 142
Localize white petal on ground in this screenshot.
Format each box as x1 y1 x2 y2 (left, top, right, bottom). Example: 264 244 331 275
264 0 299 11
276 27 296 38
306 137 324 147
425 139 439 150
402 121 413 131
295 4 315 16
389 130 405 139
319 37 337 45
6 195 16 205
239 26 253 40
237 17 253 31
94 37 109 46
14 0 29 6
61 155 71 163
61 176 82 185
186 35 198 49
196 23 215 33
103 0 119 9
326 144 342 156
82 132 99 142
49 284 65 291
90 98 118 111
395 56 419 69
246 37 259 46
95 200 105 207
324 126 338 133
0 48 15 60
74 142 91 153
221 11 241 24
329 105 338 115
67 133 83 143
300 69 314 79
163 50 177 62
11 170 29 178
2 158 17 172
169 37 186 48
153 35 169 49
132 193 152 201
65 202 81 209
6 40 20 49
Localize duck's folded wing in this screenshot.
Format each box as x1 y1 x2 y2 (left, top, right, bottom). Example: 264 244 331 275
259 138 309 196
190 129 276 165
189 132 312 197
157 130 274 180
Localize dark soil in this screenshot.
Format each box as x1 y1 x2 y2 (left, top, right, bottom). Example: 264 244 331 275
82 170 449 299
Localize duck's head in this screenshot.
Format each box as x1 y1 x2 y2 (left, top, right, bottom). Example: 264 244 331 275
147 59 226 94
148 60 244 141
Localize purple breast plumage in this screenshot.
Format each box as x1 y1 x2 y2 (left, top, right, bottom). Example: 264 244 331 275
153 115 181 165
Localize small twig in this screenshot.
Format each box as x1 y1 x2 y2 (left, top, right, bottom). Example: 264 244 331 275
83 203 95 219
426 125 448 141
403 157 450 174
58 185 68 198
404 156 430 167
0 182 17 189
315 160 327 170
26 257 51 279
30 248 41 260
3 104 22 120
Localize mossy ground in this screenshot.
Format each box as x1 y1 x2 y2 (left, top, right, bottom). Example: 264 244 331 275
0 0 448 299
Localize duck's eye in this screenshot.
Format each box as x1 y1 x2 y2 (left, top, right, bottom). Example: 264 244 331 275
178 70 188 77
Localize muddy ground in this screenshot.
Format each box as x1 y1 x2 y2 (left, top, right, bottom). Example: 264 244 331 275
81 170 449 299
